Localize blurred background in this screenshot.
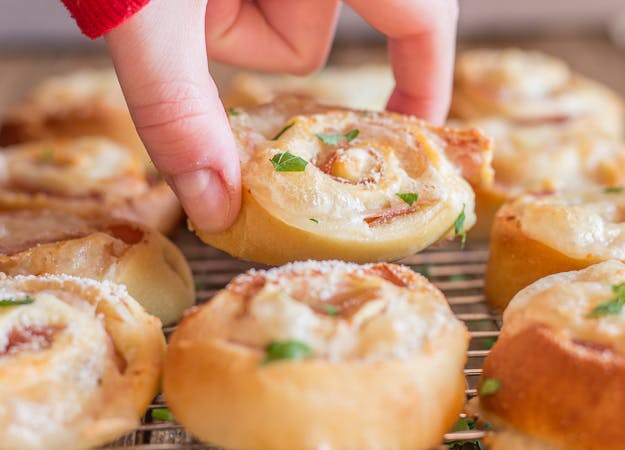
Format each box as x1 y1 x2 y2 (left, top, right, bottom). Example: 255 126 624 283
2 0 625 46
1 0 625 110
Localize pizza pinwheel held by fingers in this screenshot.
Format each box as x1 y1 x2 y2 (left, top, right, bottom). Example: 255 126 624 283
0 210 195 325
0 273 165 450
0 136 182 234
164 261 469 450
195 96 493 264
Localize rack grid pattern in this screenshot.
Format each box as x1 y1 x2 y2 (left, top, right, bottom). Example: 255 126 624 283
105 229 499 450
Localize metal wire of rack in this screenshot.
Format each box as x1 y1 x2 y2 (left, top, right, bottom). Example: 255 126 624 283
105 229 500 450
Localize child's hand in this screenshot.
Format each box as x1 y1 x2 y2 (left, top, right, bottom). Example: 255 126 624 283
104 0 458 233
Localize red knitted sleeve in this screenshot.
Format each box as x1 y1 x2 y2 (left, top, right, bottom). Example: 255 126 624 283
60 0 151 39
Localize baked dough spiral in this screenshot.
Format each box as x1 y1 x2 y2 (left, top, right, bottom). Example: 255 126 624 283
0 273 165 450
477 261 625 450
485 188 625 310
0 69 149 167
0 209 194 325
451 48 624 138
164 260 469 450
0 136 181 234
225 64 394 110
195 96 493 264
465 118 625 238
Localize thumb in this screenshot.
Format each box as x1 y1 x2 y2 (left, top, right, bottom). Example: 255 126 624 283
104 0 241 233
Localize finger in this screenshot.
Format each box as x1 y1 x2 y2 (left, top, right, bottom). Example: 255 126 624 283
204 0 341 74
104 0 241 233
345 0 459 124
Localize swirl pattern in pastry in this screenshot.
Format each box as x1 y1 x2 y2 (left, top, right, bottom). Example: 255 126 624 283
451 48 624 138
0 273 165 450
465 118 625 238
164 260 469 450
0 136 181 234
195 96 493 264
0 69 149 167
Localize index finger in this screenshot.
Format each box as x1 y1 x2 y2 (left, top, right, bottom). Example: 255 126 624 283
344 0 459 124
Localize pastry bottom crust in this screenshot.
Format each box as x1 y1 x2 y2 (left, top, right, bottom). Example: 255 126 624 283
195 189 464 265
481 325 625 450
484 204 596 310
164 317 467 450
469 183 508 241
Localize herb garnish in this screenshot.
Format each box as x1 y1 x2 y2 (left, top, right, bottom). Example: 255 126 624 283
448 274 467 282
587 282 625 318
323 304 338 316
454 204 467 249
227 107 240 116
316 129 359 145
38 147 54 164
263 340 313 364
478 378 501 397
411 265 431 278
272 122 295 140
482 336 498 350
604 186 625 194
0 295 35 307
309 218 319 224
396 192 419 206
270 152 308 172
445 417 484 449
151 408 174 421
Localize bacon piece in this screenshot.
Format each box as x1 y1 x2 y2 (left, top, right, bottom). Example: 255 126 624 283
512 115 571 127
365 263 410 288
364 206 416 226
432 126 494 188
2 325 58 355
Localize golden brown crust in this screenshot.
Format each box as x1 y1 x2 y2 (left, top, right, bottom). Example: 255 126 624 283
0 273 165 450
484 201 595 310
0 137 181 234
195 97 492 264
484 189 625 310
164 261 468 450
0 210 194 325
482 325 625 450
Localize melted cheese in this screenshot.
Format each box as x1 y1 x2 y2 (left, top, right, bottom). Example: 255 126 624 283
0 290 115 450
468 119 625 194
2 137 148 199
515 190 625 260
240 109 474 240
505 260 625 355
226 261 464 361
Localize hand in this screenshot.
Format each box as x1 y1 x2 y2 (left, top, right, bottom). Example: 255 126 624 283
104 0 458 233
345 0 459 124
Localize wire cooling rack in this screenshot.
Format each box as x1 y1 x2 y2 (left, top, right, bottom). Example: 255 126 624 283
104 229 499 450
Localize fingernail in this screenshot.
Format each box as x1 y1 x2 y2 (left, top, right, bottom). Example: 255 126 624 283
169 168 231 233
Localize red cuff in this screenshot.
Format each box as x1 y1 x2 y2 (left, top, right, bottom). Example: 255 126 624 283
61 0 151 39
